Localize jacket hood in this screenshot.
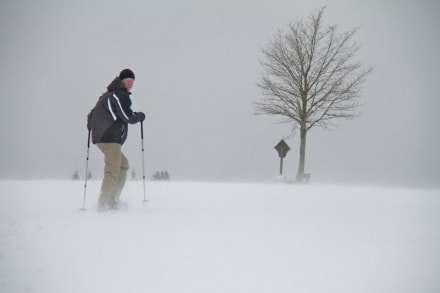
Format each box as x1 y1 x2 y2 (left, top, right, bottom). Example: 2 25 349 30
107 77 130 93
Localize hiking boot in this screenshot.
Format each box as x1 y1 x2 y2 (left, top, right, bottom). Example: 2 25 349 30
109 200 128 211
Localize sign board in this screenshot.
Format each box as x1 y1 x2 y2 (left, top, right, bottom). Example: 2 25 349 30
274 139 290 158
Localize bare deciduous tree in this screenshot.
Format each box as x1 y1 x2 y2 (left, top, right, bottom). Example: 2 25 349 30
255 7 373 181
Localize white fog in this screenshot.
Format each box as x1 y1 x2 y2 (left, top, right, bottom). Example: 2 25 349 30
0 0 438 188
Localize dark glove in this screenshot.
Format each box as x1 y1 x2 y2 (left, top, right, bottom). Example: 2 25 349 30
136 112 146 122
87 110 93 130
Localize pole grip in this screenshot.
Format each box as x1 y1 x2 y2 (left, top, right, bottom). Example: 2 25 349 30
140 121 144 140
87 129 91 148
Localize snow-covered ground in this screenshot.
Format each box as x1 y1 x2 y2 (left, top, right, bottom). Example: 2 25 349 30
0 180 439 293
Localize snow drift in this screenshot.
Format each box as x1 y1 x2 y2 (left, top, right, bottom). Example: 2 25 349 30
1 180 439 293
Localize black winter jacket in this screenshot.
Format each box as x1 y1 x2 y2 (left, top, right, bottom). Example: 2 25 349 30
87 77 141 145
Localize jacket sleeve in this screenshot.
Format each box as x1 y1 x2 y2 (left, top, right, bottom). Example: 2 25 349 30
109 92 140 124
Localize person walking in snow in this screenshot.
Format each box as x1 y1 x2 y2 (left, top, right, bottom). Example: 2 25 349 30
87 69 145 211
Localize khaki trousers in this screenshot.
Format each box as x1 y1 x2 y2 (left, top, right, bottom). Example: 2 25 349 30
96 143 129 208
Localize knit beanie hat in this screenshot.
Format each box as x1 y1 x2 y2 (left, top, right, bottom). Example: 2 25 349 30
119 69 135 80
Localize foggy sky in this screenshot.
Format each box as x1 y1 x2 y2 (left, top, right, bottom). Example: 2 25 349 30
1 0 439 188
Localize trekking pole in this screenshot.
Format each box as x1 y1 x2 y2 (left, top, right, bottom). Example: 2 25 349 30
141 121 148 203
81 129 91 211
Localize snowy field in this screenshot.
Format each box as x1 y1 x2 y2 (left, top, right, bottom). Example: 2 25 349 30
0 180 439 293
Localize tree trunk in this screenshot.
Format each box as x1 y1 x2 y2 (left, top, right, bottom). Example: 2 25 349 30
297 126 307 180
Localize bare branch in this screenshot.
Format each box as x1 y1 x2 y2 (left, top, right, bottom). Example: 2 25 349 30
255 7 372 131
